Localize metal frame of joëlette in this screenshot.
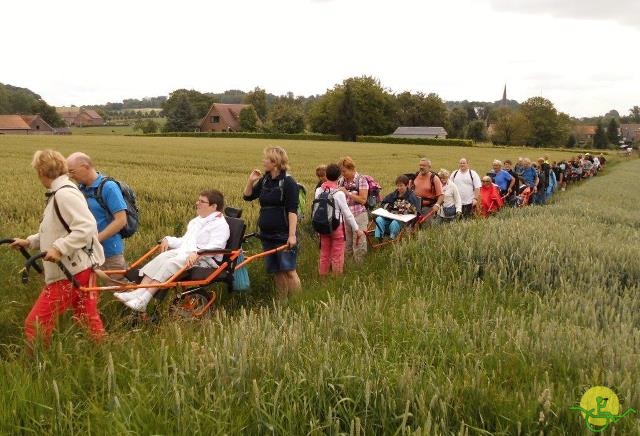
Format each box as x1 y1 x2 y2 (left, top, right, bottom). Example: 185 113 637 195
365 209 435 250
13 240 289 293
81 243 290 293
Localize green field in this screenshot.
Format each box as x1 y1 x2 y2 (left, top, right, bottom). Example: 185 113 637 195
70 118 166 136
0 135 638 434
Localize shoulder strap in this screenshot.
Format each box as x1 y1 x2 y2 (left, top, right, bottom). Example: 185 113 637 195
95 176 115 218
469 171 476 186
452 170 458 180
52 185 76 234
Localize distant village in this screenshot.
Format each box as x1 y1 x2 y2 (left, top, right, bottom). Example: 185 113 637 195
0 107 105 135
0 86 638 147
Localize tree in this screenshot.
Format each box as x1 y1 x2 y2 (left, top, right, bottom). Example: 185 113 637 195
448 107 468 139
466 120 486 142
604 109 620 120
163 94 197 132
629 106 640 123
244 87 268 121
30 100 65 127
593 120 608 149
335 82 357 141
308 76 396 136
566 133 577 148
607 117 620 145
395 92 425 126
520 97 561 147
491 108 530 145
162 89 215 120
465 103 478 121
266 98 305 134
133 119 160 134
239 106 259 132
420 93 449 129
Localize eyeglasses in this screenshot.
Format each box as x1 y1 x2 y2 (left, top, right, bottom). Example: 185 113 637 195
195 199 210 205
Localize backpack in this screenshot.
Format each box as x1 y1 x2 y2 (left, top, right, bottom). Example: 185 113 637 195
451 169 478 188
259 173 305 224
311 188 341 234
355 174 382 210
92 176 140 238
410 170 439 205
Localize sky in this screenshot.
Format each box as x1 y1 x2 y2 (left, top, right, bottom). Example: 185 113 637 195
2 0 638 118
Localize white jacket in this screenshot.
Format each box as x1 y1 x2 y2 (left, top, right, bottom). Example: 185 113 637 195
164 211 230 262
314 187 359 231
27 175 105 284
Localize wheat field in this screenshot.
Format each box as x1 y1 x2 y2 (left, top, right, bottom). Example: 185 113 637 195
0 135 637 434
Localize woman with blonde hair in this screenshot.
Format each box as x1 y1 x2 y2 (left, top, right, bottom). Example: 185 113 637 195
436 169 462 222
11 149 105 344
244 146 301 297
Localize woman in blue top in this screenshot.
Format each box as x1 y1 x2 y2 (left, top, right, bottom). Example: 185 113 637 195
243 146 301 298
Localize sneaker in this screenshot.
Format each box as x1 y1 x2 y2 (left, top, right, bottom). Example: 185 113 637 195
124 290 153 312
124 297 149 312
113 288 146 302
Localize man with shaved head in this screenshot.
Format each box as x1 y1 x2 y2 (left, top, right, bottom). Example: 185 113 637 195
67 152 128 271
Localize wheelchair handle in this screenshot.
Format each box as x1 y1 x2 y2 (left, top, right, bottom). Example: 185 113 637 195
1 238 44 274
22 253 80 288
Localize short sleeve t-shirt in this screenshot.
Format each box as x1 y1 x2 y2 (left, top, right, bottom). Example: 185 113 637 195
79 174 127 258
243 171 299 240
521 167 537 187
338 172 368 216
493 170 513 192
451 169 480 205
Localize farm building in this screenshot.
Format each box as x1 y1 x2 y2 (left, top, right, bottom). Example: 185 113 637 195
574 125 596 144
56 107 105 126
620 124 640 143
198 103 250 132
20 115 54 134
391 126 448 139
0 115 32 134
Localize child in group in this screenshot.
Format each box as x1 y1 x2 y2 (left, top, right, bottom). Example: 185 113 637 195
314 163 364 276
315 164 327 189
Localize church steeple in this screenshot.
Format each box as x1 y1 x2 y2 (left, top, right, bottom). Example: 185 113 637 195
501 84 507 106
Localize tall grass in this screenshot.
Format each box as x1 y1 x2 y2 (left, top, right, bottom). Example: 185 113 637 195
0 136 637 434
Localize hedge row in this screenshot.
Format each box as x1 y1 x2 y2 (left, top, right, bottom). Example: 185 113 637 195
134 132 341 141
134 131 473 147
356 135 473 147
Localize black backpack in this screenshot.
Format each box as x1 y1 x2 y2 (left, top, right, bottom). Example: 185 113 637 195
92 177 140 238
311 188 341 235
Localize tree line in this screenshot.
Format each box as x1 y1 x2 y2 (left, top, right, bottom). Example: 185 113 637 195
0 83 65 127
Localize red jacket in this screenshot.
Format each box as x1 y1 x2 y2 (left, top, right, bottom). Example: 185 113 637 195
479 183 504 216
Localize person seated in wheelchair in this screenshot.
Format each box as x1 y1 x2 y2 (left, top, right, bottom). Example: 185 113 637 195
479 176 504 216
514 177 532 207
114 189 230 312
374 175 420 240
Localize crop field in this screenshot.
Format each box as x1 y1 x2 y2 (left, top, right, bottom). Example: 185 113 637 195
0 135 638 434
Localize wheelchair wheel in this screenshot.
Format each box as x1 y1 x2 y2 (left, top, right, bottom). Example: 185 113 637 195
170 289 215 320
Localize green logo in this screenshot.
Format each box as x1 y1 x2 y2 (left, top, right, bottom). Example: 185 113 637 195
569 386 637 433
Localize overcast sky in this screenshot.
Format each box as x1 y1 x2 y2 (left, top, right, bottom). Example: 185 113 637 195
2 0 638 117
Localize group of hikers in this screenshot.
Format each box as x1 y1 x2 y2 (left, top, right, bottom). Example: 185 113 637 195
7 147 604 345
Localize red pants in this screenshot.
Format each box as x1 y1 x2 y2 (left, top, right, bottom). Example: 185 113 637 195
318 225 346 276
25 268 104 343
